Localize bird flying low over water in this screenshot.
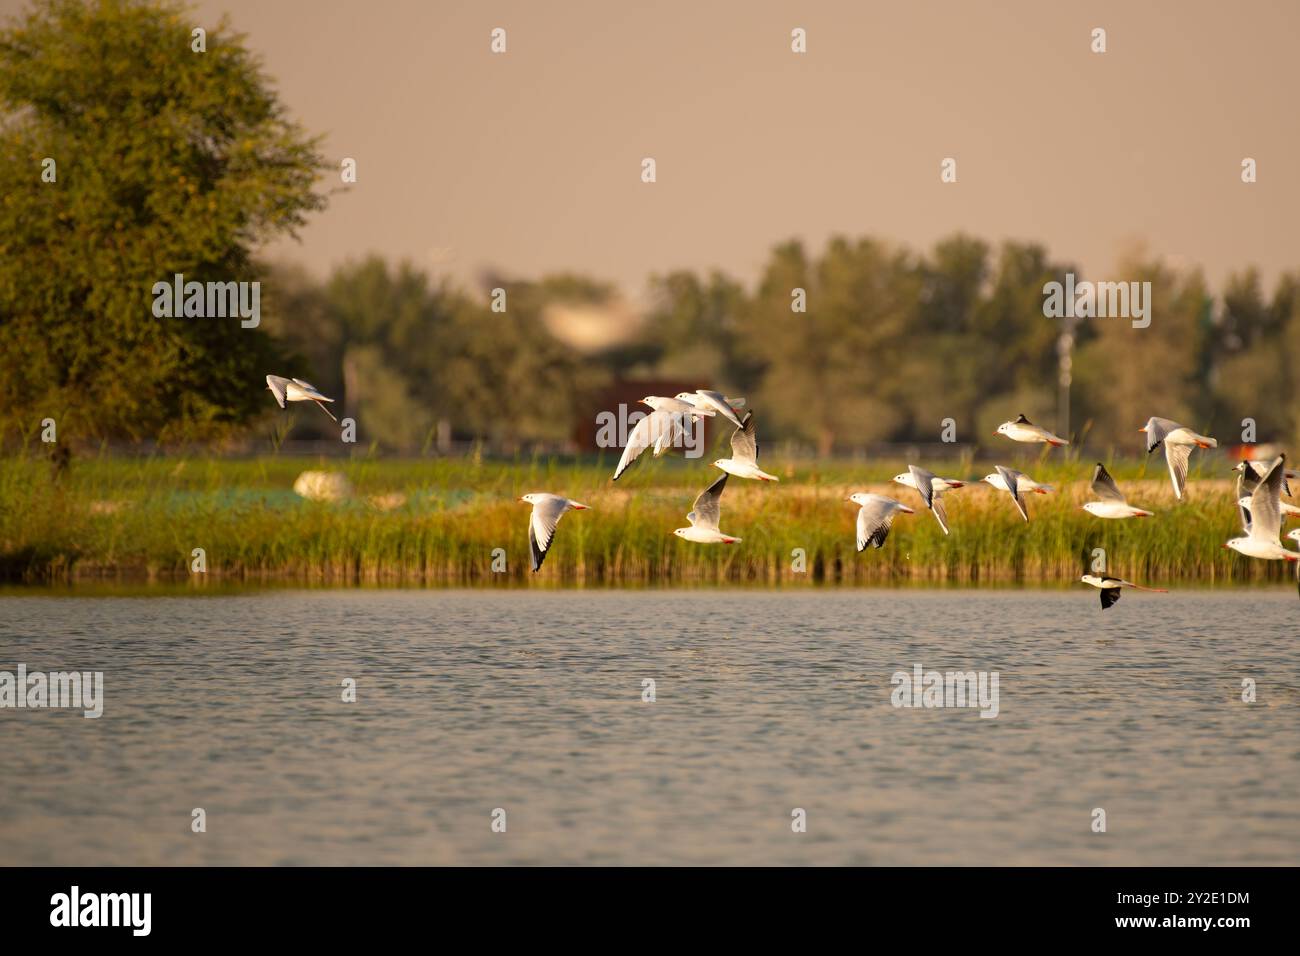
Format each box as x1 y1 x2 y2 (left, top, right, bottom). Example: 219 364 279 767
892 465 960 534
266 375 338 422
981 465 1048 521
1083 463 1154 518
1140 417 1216 500
1224 455 1299 562
713 413 778 481
995 414 1068 446
518 493 589 572
1080 574 1169 610
674 473 741 543
847 493 913 551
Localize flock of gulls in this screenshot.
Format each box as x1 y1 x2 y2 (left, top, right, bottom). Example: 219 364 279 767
265 376 1300 606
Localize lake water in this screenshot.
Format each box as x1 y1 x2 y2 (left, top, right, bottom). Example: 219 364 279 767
1 589 1297 865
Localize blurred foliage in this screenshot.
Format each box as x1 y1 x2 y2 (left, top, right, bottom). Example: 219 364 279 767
3 3 1299 459
0 0 326 446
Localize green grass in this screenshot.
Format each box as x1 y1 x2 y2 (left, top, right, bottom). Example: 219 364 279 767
0 448 1291 587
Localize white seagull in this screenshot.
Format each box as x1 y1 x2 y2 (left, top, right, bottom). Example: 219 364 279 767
266 374 338 422
1080 574 1169 610
1224 455 1298 562
847 493 914 551
713 413 778 481
1235 459 1297 499
612 409 676 480
1140 417 1216 500
674 473 741 544
892 465 960 534
995 413 1068 447
981 465 1048 521
1083 463 1154 518
642 395 715 418
518 493 589 571
688 389 746 429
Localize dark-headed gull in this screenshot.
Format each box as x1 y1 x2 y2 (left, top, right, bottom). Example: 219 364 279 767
1140 417 1216 500
518 493 589 571
266 374 337 422
1080 574 1169 609
847 493 913 551
892 465 959 534
673 473 740 543
995 413 1068 446
1083 463 1153 518
1224 455 1298 561
713 413 778 481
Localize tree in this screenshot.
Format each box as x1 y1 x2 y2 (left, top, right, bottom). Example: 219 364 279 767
0 0 326 447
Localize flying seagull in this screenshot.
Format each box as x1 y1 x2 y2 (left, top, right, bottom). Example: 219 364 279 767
642 395 715 417
1080 574 1169 610
995 414 1068 446
713 413 778 481
518 493 589 572
1224 455 1299 562
689 389 746 429
981 465 1046 521
1139 417 1217 500
1236 459 1296 499
266 375 338 422
847 493 914 551
612 409 676 480
1083 463 1154 518
674 473 741 543
892 465 959 534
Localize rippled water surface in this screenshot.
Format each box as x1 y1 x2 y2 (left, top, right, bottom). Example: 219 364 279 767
1 589 1297 865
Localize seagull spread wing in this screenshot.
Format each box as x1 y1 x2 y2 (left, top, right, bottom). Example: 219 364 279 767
695 389 745 429
529 496 570 571
1164 442 1192 500
996 465 1028 521
1091 463 1126 503
266 375 289 409
1248 456 1287 542
689 473 728 530
613 411 666 480
730 412 758 464
908 465 938 509
1236 468 1254 534
857 496 900 551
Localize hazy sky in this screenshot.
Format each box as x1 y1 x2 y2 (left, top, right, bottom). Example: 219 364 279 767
11 0 1300 299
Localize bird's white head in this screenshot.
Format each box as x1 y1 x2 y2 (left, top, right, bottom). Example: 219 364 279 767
981 474 998 485
891 473 911 486
1288 528 1300 543
518 494 538 505
995 422 1012 437
847 492 868 506
1224 537 1247 554
1080 574 1102 586
674 392 698 404
672 528 687 538
640 396 661 410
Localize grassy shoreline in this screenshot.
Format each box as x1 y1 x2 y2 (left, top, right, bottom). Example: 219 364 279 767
1 453 1293 587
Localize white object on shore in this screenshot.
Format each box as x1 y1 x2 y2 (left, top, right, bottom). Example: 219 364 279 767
293 470 352 502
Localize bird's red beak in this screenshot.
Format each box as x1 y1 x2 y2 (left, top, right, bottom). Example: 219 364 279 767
1138 427 1146 432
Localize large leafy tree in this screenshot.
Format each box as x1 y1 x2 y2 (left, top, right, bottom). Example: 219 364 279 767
0 0 326 446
